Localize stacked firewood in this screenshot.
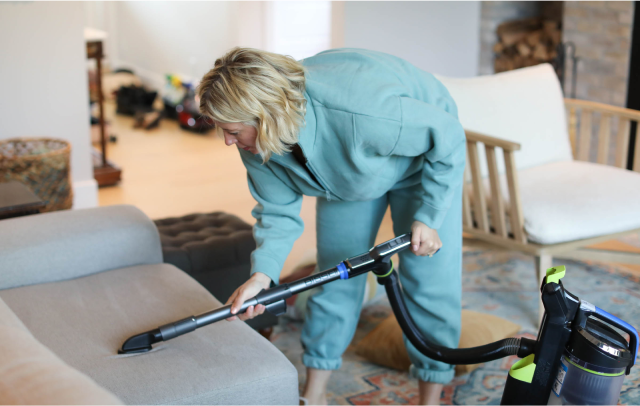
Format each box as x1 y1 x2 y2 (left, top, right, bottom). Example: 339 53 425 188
493 17 562 73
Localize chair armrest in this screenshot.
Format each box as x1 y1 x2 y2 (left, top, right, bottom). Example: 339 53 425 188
465 130 522 152
565 98 640 121
0 205 163 290
464 130 527 244
564 98 640 170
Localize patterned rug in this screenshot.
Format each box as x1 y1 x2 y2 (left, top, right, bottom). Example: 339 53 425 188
270 245 640 405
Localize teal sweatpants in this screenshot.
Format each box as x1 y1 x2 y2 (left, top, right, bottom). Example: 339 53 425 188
300 184 462 384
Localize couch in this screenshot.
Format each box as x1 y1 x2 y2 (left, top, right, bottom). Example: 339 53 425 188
0 205 298 404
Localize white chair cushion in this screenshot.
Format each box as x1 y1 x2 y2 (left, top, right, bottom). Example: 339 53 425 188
436 64 574 176
478 161 640 245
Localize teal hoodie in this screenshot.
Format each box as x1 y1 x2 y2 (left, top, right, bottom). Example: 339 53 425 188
239 48 466 284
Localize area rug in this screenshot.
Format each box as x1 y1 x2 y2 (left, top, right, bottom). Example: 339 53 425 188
270 246 640 405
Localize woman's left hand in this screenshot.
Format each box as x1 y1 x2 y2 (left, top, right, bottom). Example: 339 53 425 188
410 221 442 256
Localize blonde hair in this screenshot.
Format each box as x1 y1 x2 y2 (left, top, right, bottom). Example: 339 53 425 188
198 47 307 161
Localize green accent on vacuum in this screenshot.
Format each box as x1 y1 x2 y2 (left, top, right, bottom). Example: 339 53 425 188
546 265 566 285
376 261 395 278
509 353 537 383
565 357 625 377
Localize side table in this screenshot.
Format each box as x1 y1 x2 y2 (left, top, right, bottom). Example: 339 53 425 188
0 182 46 220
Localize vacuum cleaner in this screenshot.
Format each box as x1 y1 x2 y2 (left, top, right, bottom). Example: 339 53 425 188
120 233 638 405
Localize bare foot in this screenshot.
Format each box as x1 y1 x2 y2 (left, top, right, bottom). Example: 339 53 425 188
301 393 327 405
418 381 443 405
302 368 332 405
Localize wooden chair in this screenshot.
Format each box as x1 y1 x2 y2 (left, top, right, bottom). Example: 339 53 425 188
437 64 640 323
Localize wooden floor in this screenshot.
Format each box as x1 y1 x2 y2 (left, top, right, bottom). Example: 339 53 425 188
98 101 640 278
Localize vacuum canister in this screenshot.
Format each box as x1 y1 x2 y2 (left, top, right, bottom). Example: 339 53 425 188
548 318 633 405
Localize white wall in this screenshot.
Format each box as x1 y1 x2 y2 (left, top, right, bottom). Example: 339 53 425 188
343 1 481 77
108 1 333 90
0 1 97 209
266 1 332 60
113 2 240 90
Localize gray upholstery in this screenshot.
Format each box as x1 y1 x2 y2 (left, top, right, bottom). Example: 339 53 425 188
0 297 123 404
0 263 298 405
0 205 162 290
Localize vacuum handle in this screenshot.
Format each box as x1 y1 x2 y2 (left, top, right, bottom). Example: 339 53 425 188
593 306 639 374
197 284 293 326
373 233 413 257
372 233 440 258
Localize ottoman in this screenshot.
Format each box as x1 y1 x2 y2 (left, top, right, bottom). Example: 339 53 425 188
154 212 279 333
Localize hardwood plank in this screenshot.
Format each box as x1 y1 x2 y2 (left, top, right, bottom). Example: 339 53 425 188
597 113 611 164
578 109 592 161
588 239 640 253
503 150 527 243
467 141 489 232
615 118 631 168
462 167 473 228
634 123 640 173
465 130 521 151
556 249 640 265
568 106 578 158
485 146 507 237
565 98 640 122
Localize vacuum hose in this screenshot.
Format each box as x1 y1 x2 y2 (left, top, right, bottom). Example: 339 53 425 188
120 232 536 361
382 270 535 364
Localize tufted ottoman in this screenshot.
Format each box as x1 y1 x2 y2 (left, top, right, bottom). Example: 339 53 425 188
153 212 278 333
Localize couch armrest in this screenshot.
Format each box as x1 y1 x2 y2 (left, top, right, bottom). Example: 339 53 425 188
0 205 162 290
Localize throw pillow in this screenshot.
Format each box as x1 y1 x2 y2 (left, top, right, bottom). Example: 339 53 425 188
355 310 521 376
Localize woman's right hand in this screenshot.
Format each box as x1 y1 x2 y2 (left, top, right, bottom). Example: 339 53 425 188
225 272 273 321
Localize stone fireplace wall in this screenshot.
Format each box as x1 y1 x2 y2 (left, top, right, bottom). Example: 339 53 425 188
479 2 541 75
562 1 634 107
480 1 634 107
479 1 563 75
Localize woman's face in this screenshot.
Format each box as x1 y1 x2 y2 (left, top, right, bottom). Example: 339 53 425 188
215 121 259 154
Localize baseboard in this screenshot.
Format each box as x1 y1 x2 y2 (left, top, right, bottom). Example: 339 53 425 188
73 179 99 209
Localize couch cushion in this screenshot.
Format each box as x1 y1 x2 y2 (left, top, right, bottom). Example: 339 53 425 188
0 264 298 405
0 298 122 405
436 64 573 176
354 310 521 377
0 205 163 290
471 161 640 245
0 295 28 331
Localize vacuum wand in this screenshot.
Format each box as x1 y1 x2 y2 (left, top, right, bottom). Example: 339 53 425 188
120 233 413 354
120 295 280 353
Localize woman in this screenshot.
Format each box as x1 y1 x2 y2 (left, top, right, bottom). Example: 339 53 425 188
198 47 465 405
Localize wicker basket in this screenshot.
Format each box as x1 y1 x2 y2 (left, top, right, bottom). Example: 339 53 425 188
0 138 73 212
